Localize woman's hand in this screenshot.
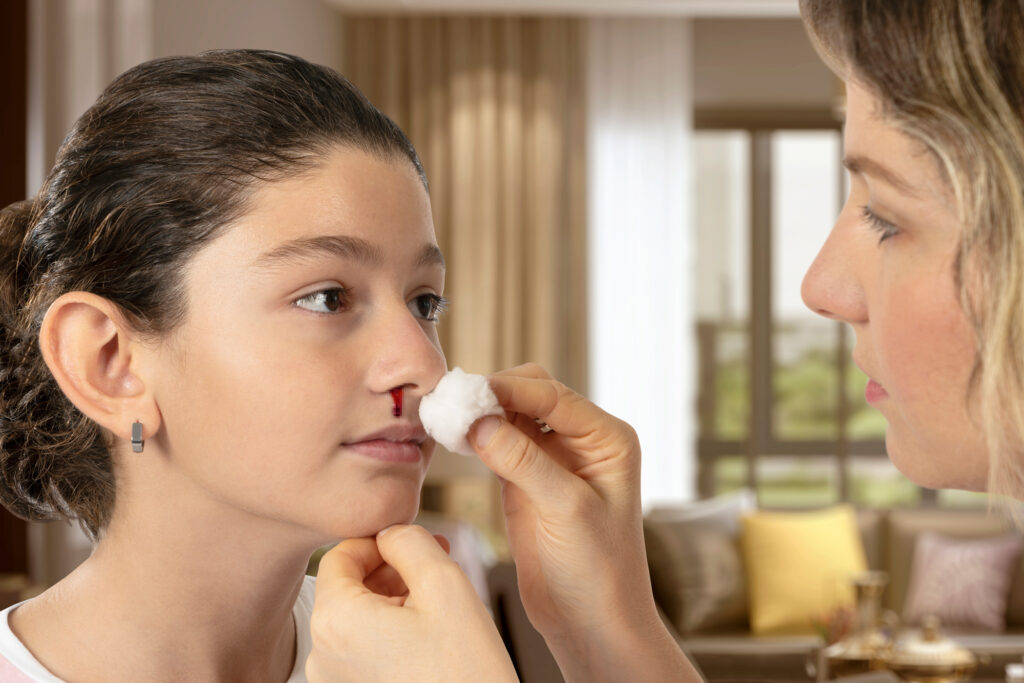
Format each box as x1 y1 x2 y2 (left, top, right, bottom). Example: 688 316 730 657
469 364 700 682
305 525 518 683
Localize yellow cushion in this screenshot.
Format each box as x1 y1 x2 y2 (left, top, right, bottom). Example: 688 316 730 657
741 505 867 635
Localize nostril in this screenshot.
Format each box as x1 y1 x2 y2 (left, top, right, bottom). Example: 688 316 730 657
389 387 403 418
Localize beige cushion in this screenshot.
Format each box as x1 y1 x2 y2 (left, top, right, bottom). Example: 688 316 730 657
902 532 1023 632
643 490 755 634
645 518 749 634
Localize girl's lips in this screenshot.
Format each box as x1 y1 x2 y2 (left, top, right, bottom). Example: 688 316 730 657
347 439 423 463
865 378 889 404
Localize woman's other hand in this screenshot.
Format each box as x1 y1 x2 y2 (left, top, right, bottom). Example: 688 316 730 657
306 525 518 683
469 363 700 682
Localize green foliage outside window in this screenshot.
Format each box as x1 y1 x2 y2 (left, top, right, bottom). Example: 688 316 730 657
712 340 887 442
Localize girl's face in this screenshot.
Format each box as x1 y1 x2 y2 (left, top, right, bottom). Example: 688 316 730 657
801 82 988 491
149 146 447 541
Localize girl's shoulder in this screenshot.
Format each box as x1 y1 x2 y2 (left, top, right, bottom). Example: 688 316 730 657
0 602 64 682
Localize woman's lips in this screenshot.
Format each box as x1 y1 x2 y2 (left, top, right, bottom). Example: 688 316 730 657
347 439 423 463
865 378 888 404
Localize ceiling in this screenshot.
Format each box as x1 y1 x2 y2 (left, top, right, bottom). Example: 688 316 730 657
326 0 800 17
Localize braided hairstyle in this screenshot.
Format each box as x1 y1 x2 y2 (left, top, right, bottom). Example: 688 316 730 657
0 49 426 539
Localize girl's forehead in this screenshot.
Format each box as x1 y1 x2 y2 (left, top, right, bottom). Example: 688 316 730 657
227 149 434 250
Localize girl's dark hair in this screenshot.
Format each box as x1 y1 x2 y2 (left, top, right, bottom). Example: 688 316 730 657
0 49 426 538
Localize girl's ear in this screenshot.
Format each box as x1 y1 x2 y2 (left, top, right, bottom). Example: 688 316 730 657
38 292 161 445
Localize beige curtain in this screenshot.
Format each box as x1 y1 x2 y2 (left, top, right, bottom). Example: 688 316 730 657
343 17 588 393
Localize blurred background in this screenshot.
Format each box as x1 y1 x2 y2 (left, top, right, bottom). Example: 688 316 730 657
0 0 984 597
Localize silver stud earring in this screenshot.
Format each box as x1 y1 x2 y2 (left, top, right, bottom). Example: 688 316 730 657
131 421 144 453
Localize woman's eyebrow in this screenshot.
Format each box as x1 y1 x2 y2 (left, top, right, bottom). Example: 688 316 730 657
842 154 922 198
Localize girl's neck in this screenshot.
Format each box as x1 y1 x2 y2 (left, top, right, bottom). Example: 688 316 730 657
9 474 325 682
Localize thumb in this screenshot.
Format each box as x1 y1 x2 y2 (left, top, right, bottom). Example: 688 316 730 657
469 415 581 509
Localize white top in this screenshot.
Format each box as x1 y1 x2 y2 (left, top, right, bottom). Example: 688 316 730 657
0 574 316 682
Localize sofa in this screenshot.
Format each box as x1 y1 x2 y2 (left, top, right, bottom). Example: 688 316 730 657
487 498 1024 682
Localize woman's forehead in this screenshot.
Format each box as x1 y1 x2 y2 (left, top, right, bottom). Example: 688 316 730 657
843 84 949 201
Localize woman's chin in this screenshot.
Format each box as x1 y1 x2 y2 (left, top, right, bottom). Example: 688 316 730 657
886 432 989 492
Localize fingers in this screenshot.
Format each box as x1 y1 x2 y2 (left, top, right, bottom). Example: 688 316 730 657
326 533 451 599
316 537 386 598
364 561 408 598
469 413 582 506
487 373 628 443
433 534 452 554
491 362 553 381
374 525 470 600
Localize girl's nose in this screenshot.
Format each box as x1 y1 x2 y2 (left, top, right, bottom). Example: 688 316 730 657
368 306 447 400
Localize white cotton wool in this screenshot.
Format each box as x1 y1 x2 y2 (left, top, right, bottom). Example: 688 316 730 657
419 367 503 456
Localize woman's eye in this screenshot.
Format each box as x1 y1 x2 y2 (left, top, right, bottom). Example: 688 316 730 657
294 287 350 314
411 293 449 322
860 205 900 244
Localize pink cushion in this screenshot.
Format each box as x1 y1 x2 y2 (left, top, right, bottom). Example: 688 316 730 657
902 532 1024 632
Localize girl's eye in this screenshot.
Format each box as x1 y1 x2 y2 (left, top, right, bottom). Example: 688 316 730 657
860 205 900 244
411 293 449 322
295 287 350 314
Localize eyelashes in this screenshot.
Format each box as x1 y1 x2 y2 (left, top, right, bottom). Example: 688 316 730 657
293 286 449 323
413 293 449 322
295 286 351 314
860 205 899 244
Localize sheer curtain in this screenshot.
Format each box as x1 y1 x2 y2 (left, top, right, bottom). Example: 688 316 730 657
586 18 695 506
344 16 695 504
342 17 588 393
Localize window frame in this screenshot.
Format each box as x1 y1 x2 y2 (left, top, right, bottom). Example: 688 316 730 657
693 107 935 507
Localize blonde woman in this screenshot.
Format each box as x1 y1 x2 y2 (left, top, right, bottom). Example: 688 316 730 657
307 1 1024 680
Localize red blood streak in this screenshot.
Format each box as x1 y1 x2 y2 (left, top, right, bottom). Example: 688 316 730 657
390 387 403 418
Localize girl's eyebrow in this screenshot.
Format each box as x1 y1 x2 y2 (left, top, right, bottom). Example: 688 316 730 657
417 244 446 270
254 235 381 271
252 235 444 271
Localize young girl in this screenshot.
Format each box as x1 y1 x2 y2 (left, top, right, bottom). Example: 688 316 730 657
0 49 514 681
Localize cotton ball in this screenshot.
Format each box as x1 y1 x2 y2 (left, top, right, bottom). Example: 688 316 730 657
420 367 503 456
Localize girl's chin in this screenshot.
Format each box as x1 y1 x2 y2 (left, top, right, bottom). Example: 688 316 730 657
331 500 421 539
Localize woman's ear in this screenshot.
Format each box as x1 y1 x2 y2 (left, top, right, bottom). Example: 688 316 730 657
38 292 161 445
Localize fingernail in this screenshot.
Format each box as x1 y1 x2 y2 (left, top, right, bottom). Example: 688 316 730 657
377 524 398 538
472 416 500 449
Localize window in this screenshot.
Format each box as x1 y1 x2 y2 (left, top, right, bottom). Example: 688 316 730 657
694 120 937 508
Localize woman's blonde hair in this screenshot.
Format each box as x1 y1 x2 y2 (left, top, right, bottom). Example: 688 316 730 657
800 1 1024 500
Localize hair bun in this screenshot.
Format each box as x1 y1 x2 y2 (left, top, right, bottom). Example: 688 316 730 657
0 199 36 316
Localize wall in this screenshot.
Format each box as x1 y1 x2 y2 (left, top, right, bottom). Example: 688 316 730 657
152 0 342 67
693 17 836 111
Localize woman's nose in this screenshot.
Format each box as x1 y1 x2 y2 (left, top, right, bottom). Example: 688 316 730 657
368 306 447 398
801 213 869 325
